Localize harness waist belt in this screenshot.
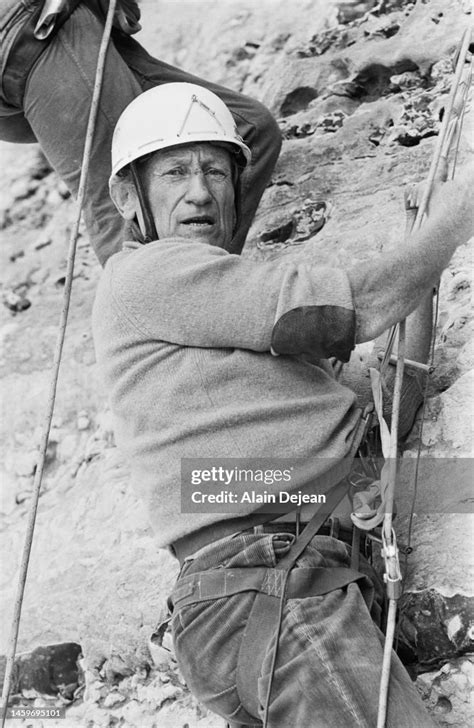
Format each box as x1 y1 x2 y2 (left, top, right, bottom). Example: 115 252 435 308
170 565 369 613
172 518 365 567
170 512 284 566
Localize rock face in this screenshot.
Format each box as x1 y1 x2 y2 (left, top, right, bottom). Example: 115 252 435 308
0 0 472 726
417 658 474 728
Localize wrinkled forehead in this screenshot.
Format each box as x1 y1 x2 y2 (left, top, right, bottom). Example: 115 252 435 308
150 141 233 168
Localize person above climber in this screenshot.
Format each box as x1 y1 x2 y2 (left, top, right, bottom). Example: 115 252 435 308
0 0 281 264
92 82 473 727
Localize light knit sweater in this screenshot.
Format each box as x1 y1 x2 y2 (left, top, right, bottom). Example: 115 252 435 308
92 238 361 548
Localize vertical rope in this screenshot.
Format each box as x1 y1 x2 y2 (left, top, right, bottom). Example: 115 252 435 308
383 320 405 541
375 29 472 727
397 27 472 648
377 599 398 728
379 27 472 377
0 1 117 723
376 324 405 728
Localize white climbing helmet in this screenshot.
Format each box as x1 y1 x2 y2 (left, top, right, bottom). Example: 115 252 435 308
110 82 251 181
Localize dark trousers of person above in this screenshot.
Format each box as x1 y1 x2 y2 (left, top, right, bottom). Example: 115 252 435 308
1 1 281 264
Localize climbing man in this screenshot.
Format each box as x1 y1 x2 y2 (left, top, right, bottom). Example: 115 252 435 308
92 82 473 727
0 0 280 264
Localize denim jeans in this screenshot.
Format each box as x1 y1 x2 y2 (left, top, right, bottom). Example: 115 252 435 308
2 2 281 264
171 532 437 727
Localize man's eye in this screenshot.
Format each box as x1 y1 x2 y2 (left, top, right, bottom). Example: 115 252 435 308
206 168 227 179
164 167 186 177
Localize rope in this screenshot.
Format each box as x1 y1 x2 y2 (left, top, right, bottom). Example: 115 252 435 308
379 27 472 376
413 28 471 231
0 1 117 722
376 324 405 728
382 321 405 538
377 599 398 727
375 28 472 728
397 27 472 647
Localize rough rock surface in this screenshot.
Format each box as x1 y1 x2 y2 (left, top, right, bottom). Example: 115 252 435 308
0 0 472 726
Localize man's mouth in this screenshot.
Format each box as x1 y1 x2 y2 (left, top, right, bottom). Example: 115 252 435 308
180 215 215 228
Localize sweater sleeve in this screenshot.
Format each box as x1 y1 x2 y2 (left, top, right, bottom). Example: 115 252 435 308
109 239 356 361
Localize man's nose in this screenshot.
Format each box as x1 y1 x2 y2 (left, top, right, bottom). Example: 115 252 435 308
184 172 212 204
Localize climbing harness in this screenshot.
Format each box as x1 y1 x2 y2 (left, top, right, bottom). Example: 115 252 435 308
169 406 374 728
0 2 117 724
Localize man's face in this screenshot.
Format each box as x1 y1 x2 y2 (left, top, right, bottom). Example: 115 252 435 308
139 143 236 248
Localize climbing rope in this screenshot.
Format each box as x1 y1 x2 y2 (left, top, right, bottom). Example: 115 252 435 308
375 27 472 728
0 1 117 723
398 26 472 624
381 27 472 375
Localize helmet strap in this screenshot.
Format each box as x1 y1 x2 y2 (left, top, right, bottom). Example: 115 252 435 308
130 161 158 243
229 169 245 255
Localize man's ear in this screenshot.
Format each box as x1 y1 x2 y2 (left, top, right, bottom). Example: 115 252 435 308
109 174 139 221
